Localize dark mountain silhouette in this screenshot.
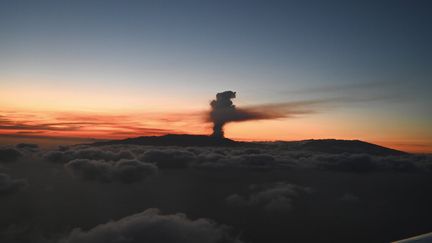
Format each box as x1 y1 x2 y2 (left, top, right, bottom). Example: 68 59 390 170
276 139 407 156
91 134 407 155
92 134 238 147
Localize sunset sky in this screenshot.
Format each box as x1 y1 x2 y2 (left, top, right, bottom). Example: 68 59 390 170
1 0 431 152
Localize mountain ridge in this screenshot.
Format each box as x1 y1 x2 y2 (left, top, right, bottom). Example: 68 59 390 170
90 134 407 156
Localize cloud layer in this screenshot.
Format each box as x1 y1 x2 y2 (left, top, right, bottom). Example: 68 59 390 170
226 182 312 213
1 142 432 243
0 173 27 195
65 159 158 183
60 208 241 243
43 144 432 175
0 148 22 163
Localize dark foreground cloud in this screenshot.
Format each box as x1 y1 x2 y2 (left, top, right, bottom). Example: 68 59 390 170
339 193 360 203
0 173 27 195
195 153 282 171
305 153 429 173
191 147 432 172
59 208 242 243
15 143 39 152
65 159 158 183
139 149 196 169
1 143 432 243
226 182 312 213
0 148 22 163
44 145 432 174
44 148 135 164
37 144 432 188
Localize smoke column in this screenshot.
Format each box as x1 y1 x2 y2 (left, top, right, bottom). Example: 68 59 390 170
208 91 331 138
209 91 237 138
209 90 277 138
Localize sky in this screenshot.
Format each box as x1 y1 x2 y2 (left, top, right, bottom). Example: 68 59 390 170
0 0 431 152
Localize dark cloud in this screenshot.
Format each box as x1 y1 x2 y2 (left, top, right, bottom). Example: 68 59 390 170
235 154 276 167
43 144 432 173
59 208 242 243
64 159 158 183
196 153 281 171
130 146 275 170
0 148 22 163
308 153 425 173
315 154 379 173
113 159 158 183
43 147 135 164
64 159 112 182
43 151 73 164
139 149 196 169
226 182 312 213
16 143 39 149
1 143 432 243
73 148 135 161
16 143 39 152
214 149 420 172
340 193 360 203
0 173 27 195
0 224 49 243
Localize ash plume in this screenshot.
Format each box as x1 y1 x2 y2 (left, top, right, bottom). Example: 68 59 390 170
209 91 324 138
209 91 237 138
208 91 293 138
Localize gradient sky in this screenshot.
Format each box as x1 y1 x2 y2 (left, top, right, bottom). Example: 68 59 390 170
1 0 431 152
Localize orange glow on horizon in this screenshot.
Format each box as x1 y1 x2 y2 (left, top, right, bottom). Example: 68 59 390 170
1 80 431 154
0 109 430 153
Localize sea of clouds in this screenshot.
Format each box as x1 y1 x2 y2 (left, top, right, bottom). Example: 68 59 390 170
1 143 432 243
